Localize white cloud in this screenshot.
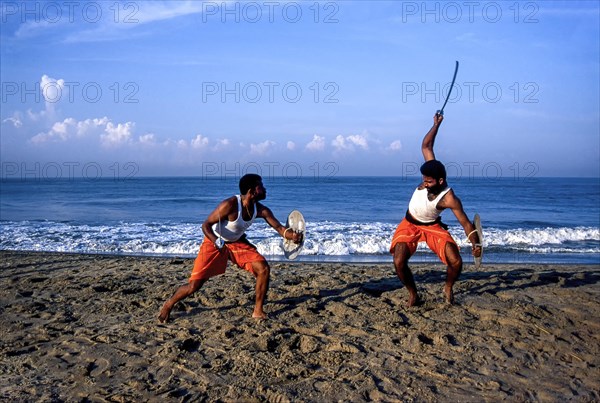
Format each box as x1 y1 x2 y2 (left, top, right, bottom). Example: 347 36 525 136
19 74 68 122
135 1 205 25
212 138 231 151
348 134 369 150
15 19 60 39
49 119 72 139
23 74 68 122
305 135 325 152
30 116 109 143
139 133 156 145
2 113 23 128
191 134 209 149
9 1 207 43
76 117 110 136
27 108 47 122
101 122 135 147
250 140 275 155
331 135 348 151
40 74 65 104
387 140 402 151
332 134 370 153
63 1 207 44
287 141 296 151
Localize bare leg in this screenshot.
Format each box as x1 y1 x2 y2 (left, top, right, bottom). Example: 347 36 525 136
443 242 463 304
158 279 205 323
251 261 270 319
393 243 420 307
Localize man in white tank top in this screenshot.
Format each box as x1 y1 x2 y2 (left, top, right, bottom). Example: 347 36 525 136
390 113 481 307
159 174 303 322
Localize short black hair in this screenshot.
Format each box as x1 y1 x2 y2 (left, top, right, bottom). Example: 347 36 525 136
239 174 262 195
420 160 447 180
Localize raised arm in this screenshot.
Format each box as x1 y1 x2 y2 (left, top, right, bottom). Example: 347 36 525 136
421 112 444 161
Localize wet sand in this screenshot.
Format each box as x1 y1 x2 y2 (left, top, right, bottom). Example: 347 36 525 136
1 250 599 401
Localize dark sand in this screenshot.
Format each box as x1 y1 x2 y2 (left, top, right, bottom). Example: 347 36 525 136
1 251 599 401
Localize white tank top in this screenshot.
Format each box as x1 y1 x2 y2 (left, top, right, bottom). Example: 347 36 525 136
212 195 256 242
408 187 452 223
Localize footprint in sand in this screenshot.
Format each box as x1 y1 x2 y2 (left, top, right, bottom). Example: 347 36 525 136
148 366 174 387
6 345 37 357
179 338 201 352
263 388 291 403
299 335 321 354
29 277 49 283
87 357 110 378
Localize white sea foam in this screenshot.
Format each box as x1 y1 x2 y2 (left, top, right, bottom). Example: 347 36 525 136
1 221 598 260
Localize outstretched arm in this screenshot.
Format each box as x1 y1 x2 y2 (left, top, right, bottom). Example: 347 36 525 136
439 191 481 257
257 204 303 243
421 113 444 161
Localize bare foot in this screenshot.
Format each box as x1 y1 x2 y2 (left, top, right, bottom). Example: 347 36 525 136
407 292 421 308
444 285 454 305
252 311 268 320
158 304 172 323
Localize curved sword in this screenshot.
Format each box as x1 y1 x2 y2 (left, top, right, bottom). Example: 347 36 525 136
437 60 459 116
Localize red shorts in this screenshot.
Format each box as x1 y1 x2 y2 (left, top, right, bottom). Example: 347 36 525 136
390 218 458 265
189 237 267 282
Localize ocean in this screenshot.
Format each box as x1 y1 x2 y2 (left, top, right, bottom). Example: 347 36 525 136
1 176 599 264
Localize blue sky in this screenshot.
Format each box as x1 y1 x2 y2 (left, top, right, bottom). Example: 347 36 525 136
1 0 598 178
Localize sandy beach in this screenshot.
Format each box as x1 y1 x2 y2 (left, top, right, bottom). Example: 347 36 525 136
1 250 599 401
